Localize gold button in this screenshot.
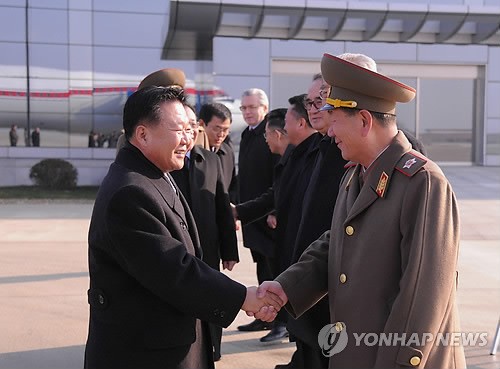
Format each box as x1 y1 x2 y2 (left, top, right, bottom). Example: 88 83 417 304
339 273 347 283
409 356 421 366
345 226 354 235
335 322 344 332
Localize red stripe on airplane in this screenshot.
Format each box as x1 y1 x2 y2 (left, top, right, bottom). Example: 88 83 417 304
0 87 224 98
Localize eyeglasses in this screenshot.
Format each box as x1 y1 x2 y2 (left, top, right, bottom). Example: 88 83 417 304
208 125 230 134
239 105 261 112
303 97 324 111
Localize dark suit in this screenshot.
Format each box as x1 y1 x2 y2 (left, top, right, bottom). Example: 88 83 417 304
85 142 246 369
235 145 291 276
215 141 239 204
171 145 239 269
286 135 347 368
237 133 321 275
237 133 320 327
238 121 279 283
171 145 239 360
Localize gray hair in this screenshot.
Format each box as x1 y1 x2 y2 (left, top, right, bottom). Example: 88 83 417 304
241 88 269 108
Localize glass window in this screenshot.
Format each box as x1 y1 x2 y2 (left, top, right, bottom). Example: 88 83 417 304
419 78 474 162
394 77 417 136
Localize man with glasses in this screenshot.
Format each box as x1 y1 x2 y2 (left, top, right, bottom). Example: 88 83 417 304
236 88 280 332
198 102 238 203
235 97 320 344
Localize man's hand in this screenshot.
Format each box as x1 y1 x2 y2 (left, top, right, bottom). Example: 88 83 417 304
230 203 241 230
266 214 277 229
252 281 289 321
230 202 238 220
257 281 288 306
222 260 238 271
241 286 284 322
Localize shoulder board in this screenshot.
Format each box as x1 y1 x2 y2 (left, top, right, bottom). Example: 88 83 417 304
344 161 356 169
395 150 427 177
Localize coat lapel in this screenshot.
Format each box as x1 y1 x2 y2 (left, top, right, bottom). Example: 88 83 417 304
156 174 203 258
117 142 202 257
152 174 188 224
345 165 378 222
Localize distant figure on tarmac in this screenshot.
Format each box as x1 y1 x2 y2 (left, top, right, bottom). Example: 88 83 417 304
31 127 40 147
9 124 18 146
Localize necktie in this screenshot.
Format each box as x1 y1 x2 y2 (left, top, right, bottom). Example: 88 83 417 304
164 174 178 196
359 168 365 189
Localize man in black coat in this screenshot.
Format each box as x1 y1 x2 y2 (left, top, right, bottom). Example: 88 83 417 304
236 88 280 332
198 102 238 203
171 104 239 362
31 126 40 147
235 98 321 344
84 86 283 369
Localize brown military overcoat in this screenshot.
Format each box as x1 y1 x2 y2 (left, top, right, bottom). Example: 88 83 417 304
276 131 466 369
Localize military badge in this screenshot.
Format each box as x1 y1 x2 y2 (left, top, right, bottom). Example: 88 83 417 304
403 158 417 169
376 171 389 197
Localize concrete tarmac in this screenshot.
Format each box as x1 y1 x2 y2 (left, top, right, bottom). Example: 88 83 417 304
0 166 498 369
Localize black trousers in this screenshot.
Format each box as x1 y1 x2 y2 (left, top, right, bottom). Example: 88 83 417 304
251 249 274 284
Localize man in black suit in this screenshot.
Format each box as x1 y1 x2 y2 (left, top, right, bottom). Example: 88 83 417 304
84 86 283 369
236 88 280 332
198 102 238 203
171 104 239 362
235 97 322 344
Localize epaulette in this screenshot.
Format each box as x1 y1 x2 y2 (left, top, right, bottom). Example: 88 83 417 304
395 150 427 177
344 161 356 169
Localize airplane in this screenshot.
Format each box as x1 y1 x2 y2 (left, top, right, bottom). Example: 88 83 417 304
0 79 245 147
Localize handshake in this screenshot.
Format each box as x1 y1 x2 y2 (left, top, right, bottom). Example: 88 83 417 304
241 282 289 322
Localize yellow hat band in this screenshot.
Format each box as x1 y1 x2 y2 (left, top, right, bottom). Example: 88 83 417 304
325 98 358 109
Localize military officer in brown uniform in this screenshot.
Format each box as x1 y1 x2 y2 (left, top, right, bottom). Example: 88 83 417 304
257 53 466 369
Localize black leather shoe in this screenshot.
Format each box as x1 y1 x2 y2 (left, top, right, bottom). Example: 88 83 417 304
237 319 272 332
259 324 289 342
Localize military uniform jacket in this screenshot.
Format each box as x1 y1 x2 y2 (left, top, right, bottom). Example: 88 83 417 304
171 145 239 270
276 131 466 369
85 142 246 369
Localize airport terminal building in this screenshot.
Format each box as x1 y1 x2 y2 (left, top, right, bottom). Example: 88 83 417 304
0 0 499 185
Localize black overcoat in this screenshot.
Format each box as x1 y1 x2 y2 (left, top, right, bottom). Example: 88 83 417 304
171 145 239 270
287 135 347 347
215 141 239 203
84 142 246 369
238 122 279 257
